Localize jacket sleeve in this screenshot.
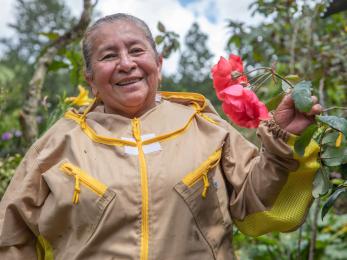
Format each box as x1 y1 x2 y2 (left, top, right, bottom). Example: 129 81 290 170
221 118 320 237
0 145 49 259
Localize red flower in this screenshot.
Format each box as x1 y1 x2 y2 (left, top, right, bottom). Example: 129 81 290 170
229 54 249 86
211 56 232 100
211 54 249 100
221 85 269 128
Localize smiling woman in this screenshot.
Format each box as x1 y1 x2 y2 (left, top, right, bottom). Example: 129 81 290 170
0 13 322 260
83 16 162 118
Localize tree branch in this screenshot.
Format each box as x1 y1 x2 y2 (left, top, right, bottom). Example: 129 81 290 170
308 198 320 260
20 0 93 144
289 22 299 74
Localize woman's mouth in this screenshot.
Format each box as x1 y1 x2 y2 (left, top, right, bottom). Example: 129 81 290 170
114 77 143 87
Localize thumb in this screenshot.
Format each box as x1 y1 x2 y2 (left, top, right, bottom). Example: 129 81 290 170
277 94 294 111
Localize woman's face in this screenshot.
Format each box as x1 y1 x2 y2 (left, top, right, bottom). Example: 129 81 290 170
86 20 162 118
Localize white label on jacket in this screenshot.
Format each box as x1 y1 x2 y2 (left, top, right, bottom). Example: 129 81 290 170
122 134 161 155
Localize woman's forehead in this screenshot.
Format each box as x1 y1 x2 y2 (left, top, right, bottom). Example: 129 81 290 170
89 21 148 49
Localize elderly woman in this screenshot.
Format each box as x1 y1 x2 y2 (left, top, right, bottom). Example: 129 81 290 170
0 14 322 260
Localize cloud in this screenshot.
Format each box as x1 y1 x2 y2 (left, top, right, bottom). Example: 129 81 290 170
0 1 16 40
1 0 262 74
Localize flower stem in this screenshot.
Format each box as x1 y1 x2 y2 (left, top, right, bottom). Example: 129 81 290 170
253 73 273 93
250 72 272 89
240 67 294 89
323 106 347 112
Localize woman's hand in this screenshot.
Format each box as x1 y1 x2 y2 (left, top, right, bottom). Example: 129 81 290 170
273 94 323 135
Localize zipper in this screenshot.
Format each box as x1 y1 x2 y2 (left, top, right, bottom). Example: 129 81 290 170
132 118 149 260
59 162 107 204
182 149 222 198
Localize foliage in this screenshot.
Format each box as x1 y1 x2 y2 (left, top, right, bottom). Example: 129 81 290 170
0 154 23 199
178 22 214 83
225 0 347 220
226 0 347 108
0 1 78 157
2 0 76 62
233 212 347 259
155 22 180 59
162 22 223 116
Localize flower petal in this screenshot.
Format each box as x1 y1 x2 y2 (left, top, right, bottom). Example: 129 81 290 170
221 85 244 97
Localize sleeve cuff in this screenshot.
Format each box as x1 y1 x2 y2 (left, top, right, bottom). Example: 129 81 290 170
261 118 292 141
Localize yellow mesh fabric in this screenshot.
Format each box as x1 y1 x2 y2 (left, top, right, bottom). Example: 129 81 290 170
234 136 320 237
35 235 54 260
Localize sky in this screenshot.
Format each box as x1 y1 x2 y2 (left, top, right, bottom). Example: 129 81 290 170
0 0 262 75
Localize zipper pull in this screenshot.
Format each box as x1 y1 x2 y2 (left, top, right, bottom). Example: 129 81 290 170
132 118 141 142
72 175 81 204
201 170 210 199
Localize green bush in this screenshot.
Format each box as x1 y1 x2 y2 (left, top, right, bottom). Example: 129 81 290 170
0 154 23 199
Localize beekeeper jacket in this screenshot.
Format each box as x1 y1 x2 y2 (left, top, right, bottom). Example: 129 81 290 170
0 92 320 260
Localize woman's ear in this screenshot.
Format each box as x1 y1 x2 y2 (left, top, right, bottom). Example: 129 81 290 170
157 54 163 82
85 71 98 97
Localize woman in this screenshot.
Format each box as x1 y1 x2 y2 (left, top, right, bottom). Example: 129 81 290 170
0 14 322 260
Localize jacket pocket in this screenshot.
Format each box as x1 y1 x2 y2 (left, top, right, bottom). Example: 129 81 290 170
40 160 116 251
59 162 108 205
181 149 222 199
174 149 232 259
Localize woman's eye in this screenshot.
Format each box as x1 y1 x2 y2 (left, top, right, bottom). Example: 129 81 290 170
130 48 144 55
102 54 116 60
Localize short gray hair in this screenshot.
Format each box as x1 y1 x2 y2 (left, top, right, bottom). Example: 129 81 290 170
82 13 158 75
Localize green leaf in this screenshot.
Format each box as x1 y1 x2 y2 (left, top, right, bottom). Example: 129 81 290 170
312 168 330 198
321 145 347 166
284 75 300 81
155 35 164 45
317 116 347 137
172 39 180 50
331 178 344 185
38 32 60 41
228 35 242 49
265 93 284 111
284 74 300 83
321 188 347 220
48 60 69 71
292 81 313 112
294 124 318 156
157 22 166 33
321 131 340 145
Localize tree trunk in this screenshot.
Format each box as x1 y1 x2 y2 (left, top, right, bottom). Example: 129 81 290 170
20 0 93 144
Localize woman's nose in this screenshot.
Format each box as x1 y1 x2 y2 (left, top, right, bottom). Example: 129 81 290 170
118 53 136 73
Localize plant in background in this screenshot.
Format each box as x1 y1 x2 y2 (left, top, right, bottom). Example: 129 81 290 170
0 154 22 199
43 85 93 131
233 211 347 259
155 22 180 59
211 54 347 219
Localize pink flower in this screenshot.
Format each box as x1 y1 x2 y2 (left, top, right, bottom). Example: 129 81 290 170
211 56 233 100
221 85 269 128
211 54 249 100
229 54 249 86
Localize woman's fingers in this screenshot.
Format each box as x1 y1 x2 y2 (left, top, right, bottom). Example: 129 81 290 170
311 96 318 104
306 96 323 116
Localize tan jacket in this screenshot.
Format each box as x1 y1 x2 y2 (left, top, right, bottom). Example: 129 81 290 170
0 92 319 260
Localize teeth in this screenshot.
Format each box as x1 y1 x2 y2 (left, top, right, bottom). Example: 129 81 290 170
117 78 141 86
